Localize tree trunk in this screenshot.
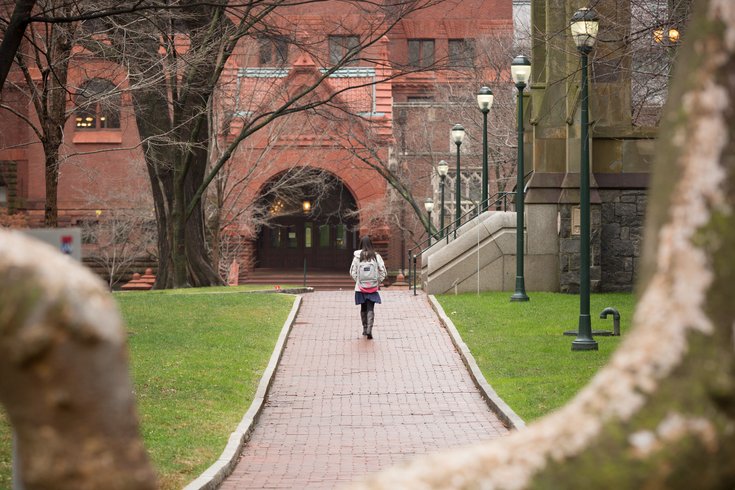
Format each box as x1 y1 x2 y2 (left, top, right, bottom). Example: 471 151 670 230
0 231 158 490
43 145 59 227
354 0 735 487
41 18 72 228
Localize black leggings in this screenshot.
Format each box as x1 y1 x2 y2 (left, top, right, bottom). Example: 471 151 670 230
360 300 375 314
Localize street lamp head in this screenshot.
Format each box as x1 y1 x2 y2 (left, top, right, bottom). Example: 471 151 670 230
451 124 465 145
424 197 434 213
476 86 494 112
437 160 449 177
570 7 599 52
510 55 532 87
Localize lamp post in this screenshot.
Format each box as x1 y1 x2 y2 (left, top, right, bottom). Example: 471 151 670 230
477 87 494 211
437 160 449 237
451 124 465 229
510 55 531 302
570 7 599 351
424 198 434 246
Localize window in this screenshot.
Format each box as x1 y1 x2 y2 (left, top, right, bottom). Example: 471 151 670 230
305 222 313 248
271 227 282 248
407 39 434 68
319 225 330 247
448 39 475 68
336 224 346 249
75 79 120 130
258 36 289 65
287 226 297 248
329 35 359 65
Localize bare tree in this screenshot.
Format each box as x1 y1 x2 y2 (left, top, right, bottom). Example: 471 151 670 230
0 0 77 226
81 203 157 289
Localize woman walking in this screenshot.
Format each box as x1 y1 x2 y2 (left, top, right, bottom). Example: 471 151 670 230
350 236 387 339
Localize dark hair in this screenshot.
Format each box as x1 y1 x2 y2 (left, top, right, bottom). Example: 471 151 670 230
359 236 376 261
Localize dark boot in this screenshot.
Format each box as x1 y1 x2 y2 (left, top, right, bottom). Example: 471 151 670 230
360 311 368 336
366 311 374 339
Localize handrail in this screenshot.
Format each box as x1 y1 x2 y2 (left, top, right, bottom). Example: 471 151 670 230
407 191 510 295
407 169 534 295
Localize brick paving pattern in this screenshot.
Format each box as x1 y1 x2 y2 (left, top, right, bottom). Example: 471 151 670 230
220 290 509 489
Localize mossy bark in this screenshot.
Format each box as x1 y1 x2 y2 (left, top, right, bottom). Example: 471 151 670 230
355 0 735 487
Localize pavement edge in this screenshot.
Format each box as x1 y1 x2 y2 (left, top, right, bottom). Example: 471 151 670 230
428 294 526 431
183 294 304 490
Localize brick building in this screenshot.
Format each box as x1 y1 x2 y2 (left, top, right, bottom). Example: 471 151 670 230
0 0 514 285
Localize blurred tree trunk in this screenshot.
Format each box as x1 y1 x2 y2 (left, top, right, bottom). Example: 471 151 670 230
0 231 157 490
356 0 735 487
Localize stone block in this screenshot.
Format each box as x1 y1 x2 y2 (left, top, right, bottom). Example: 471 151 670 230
527 204 559 255
602 223 620 240
526 255 560 291
615 202 637 217
620 226 630 240
611 239 634 257
624 257 633 271
560 238 580 254
601 203 616 223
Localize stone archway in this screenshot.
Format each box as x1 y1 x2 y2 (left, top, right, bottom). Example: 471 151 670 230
254 168 359 271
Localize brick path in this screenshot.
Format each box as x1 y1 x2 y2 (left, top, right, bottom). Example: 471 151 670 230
220 290 509 489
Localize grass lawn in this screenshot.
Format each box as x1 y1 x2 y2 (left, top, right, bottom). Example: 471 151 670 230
435 291 636 422
119 289 294 489
0 288 295 490
0 411 9 490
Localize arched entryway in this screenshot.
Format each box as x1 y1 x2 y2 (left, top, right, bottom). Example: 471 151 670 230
255 168 359 271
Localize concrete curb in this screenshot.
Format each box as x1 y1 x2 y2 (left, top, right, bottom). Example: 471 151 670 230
246 287 314 295
183 295 303 490
428 294 526 431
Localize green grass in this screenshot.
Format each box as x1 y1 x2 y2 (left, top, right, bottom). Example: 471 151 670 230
0 410 9 490
0 288 295 490
123 284 301 295
118 289 294 489
436 291 636 422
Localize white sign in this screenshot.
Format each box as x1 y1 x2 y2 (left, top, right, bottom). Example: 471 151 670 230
21 228 82 261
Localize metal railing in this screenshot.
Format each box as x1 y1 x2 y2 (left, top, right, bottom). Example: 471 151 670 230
407 191 512 295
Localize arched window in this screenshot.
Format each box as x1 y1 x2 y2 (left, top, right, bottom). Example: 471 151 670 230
75 79 120 130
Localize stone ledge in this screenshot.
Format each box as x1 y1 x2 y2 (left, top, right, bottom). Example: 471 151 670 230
428 295 526 431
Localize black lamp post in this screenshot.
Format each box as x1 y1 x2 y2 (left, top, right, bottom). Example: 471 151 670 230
424 197 434 246
451 124 465 228
477 87 494 212
510 54 531 302
437 160 448 237
570 7 599 351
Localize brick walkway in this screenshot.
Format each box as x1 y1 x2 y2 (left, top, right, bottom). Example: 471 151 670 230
220 290 509 489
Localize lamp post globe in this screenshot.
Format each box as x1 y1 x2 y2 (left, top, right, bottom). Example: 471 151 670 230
424 197 434 246
437 160 449 237
477 87 494 212
451 124 465 228
570 7 599 53
570 7 599 351
510 54 531 303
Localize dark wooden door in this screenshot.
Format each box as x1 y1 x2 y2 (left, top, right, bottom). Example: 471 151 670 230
257 217 357 270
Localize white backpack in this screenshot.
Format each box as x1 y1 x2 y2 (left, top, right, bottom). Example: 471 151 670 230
357 259 380 291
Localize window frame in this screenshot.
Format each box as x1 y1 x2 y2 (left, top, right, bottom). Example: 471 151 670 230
74 79 121 131
258 36 289 65
328 35 360 65
407 38 435 68
448 38 475 68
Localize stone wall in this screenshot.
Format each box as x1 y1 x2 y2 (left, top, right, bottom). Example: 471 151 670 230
558 203 601 294
599 190 647 292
